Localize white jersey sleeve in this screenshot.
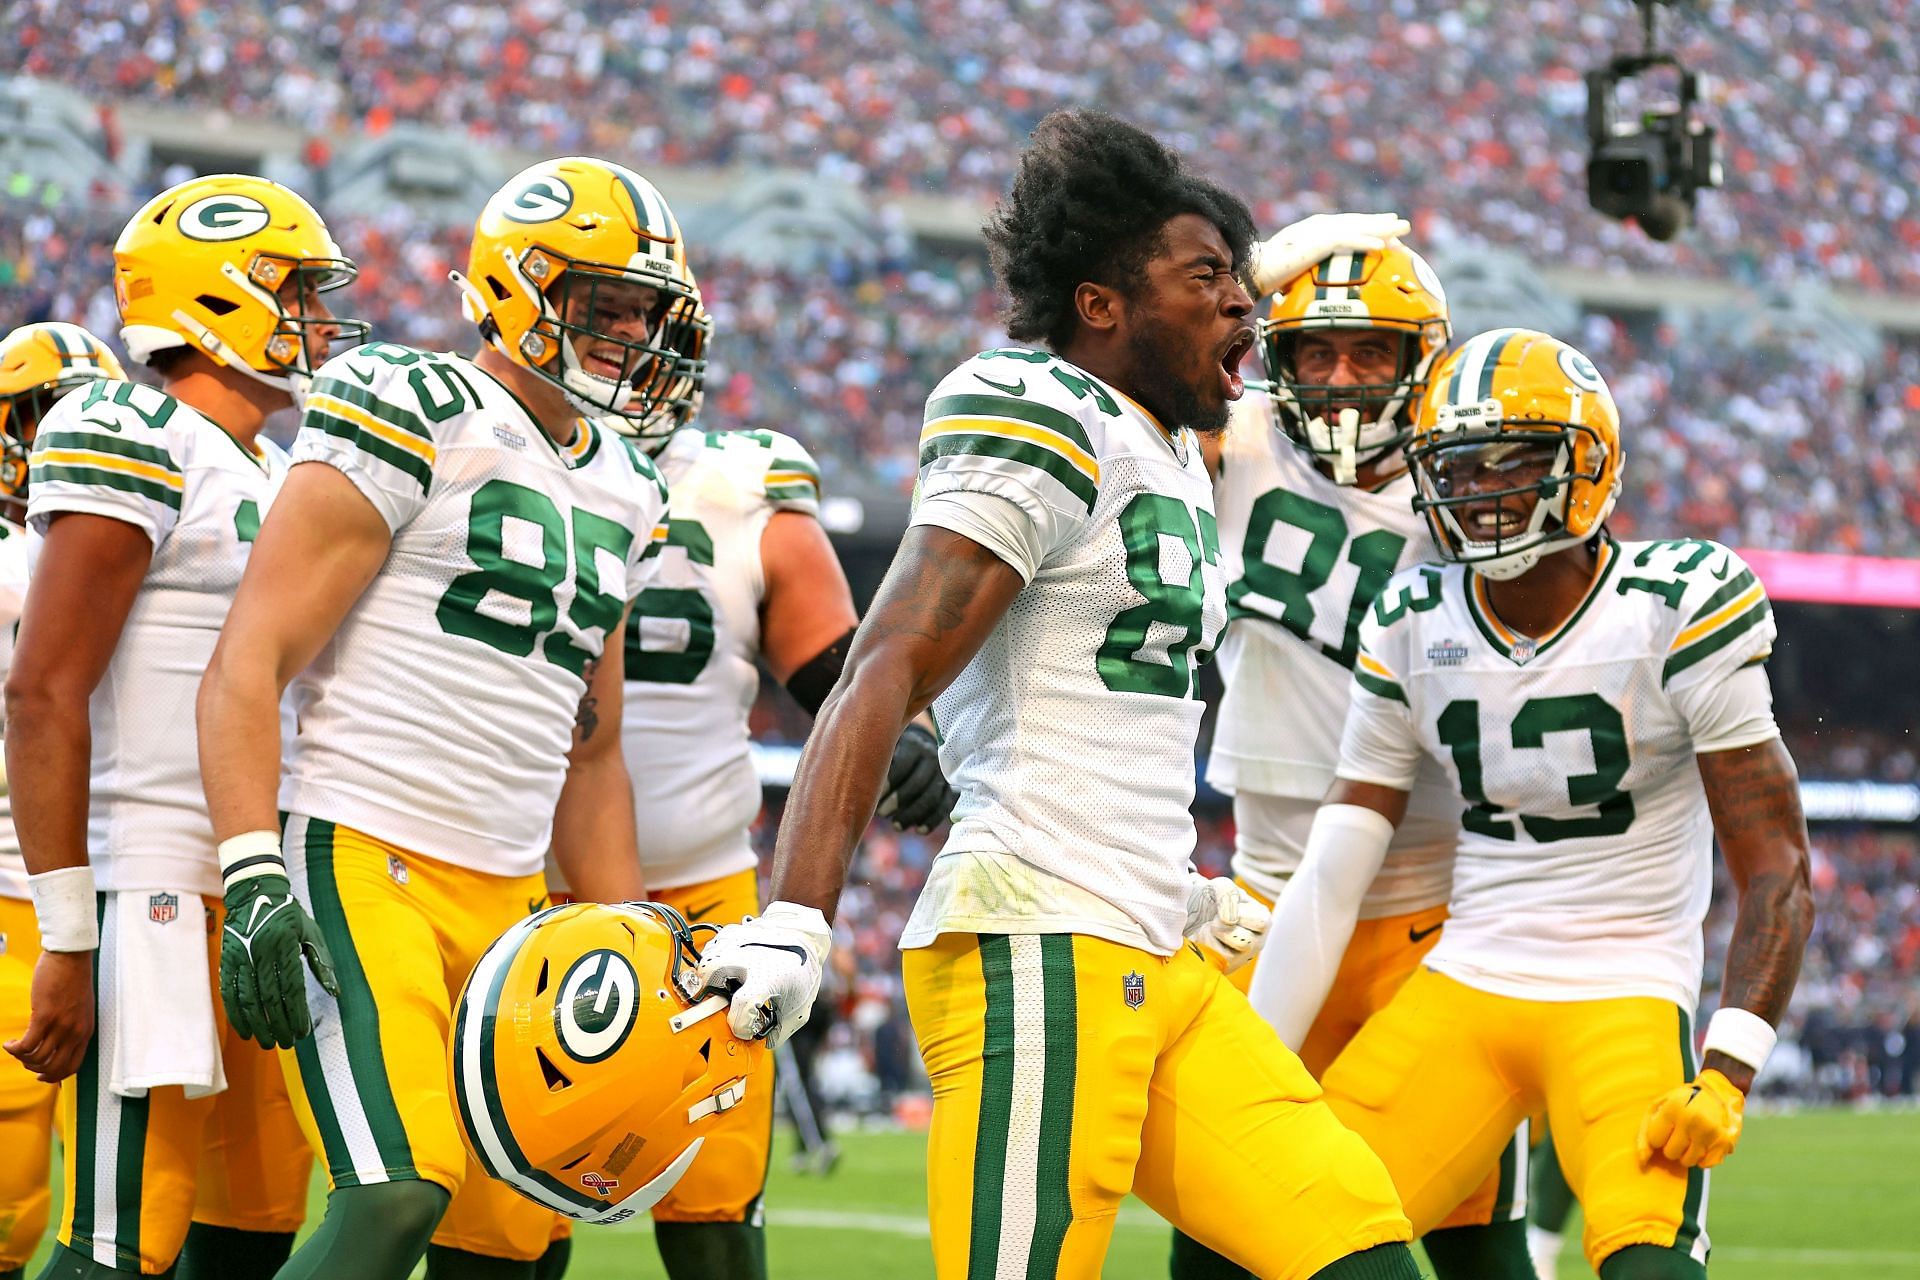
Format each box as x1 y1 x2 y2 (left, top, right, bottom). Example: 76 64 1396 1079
27 380 186 544
908 350 1102 577
296 347 446 531
1653 541 1780 751
1335 566 1438 791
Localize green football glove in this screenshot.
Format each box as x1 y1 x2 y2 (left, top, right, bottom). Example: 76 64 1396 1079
218 832 339 1049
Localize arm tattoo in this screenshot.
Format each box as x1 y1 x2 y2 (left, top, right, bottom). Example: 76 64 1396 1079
859 535 1011 705
574 657 601 743
1699 741 1815 1060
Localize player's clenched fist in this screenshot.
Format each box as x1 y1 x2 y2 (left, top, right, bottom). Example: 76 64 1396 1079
1637 1067 1745 1168
695 901 833 1048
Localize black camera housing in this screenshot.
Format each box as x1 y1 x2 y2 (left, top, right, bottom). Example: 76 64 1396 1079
1586 4 1722 240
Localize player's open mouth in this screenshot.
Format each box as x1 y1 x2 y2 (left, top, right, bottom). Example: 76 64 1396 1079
1219 328 1255 400
1471 507 1529 538
586 351 627 380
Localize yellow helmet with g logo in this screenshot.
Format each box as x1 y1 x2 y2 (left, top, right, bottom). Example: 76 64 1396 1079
0 322 127 512
455 157 701 420
449 901 761 1225
1408 328 1623 580
114 174 366 395
1259 240 1451 481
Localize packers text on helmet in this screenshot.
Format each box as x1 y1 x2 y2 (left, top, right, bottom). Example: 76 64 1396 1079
1408 327 1623 580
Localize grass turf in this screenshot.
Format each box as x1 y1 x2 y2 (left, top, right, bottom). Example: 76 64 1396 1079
28 1107 1919 1276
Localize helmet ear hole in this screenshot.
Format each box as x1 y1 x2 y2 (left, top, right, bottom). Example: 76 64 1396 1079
537 1046 572 1093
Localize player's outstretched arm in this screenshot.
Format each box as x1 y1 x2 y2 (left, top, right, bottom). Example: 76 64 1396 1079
695 526 1023 1046
1638 737 1812 1169
551 604 646 903
1698 738 1814 1089
198 462 392 1048
1246 779 1407 1048
3 514 152 1082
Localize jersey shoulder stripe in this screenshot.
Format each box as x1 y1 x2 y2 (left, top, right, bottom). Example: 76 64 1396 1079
305 361 438 494
921 391 1100 512
1664 567 1769 682
764 439 822 511
1354 650 1407 702
28 383 186 510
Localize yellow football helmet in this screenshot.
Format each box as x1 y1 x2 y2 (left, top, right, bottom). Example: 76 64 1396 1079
0 322 127 512
114 174 366 395
449 901 761 1225
1259 241 1450 482
1407 328 1623 580
454 157 701 420
605 268 711 444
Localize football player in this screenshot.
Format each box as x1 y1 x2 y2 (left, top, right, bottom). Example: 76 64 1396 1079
1179 231 1535 1279
1251 329 1814 1280
695 110 1421 1279
4 177 360 1279
0 322 125 1280
195 158 680 1279
589 286 954 1279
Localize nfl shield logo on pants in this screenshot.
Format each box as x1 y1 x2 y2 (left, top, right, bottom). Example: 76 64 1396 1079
148 892 179 925
1123 971 1146 1010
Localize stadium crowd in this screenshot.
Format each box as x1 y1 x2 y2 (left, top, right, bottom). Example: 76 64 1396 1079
4 196 1917 557
4 0 1918 290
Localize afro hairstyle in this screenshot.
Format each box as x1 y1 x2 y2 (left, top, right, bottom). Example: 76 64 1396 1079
984 109 1256 352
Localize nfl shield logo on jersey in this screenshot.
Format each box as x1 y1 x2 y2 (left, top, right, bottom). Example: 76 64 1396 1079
1510 635 1538 665
1123 971 1146 1010
148 892 178 925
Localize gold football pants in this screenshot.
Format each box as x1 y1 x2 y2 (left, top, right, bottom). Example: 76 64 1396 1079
1321 966 1709 1271
905 930 1411 1279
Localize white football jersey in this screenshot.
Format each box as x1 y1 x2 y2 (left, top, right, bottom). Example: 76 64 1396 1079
0 516 31 898
281 344 669 879
1337 537 1780 1009
1209 394 1458 913
27 380 287 896
899 349 1227 955
621 426 822 891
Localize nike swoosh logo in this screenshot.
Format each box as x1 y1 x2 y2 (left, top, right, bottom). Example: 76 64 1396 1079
974 374 1026 396
1710 560 1732 580
685 899 727 923
345 364 378 386
1408 922 1443 944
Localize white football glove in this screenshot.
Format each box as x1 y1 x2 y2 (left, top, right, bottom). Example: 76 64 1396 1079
1249 212 1412 297
693 901 833 1048
1183 873 1271 974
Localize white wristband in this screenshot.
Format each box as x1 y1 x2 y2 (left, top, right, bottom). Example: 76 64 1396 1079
217 830 287 892
1703 1006 1778 1073
27 865 98 952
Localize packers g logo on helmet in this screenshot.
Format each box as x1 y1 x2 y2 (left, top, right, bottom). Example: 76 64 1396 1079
453 156 702 422
114 174 368 399
1407 328 1624 580
176 194 274 242
553 949 638 1063
502 176 575 224
0 322 127 512
450 901 761 1226
1259 240 1451 484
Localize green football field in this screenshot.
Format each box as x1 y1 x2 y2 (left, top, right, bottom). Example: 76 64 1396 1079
30 1107 1920 1276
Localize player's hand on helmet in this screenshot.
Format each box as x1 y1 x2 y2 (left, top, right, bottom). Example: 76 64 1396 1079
1249 212 1412 297
876 723 956 834
218 833 338 1049
694 901 833 1048
1636 1067 1745 1169
1182 873 1271 974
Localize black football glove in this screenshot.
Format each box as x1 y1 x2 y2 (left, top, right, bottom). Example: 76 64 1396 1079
876 724 956 833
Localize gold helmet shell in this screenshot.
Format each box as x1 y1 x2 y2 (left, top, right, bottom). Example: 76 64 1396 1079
449 901 762 1225
0 322 127 510
114 174 366 394
1259 241 1450 482
1408 328 1623 580
456 157 701 421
